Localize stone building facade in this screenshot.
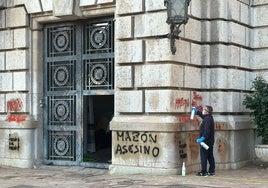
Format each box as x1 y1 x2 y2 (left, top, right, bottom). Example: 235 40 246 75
0 0 267 175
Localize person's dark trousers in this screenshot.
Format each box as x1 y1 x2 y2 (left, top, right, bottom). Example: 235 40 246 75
200 146 215 173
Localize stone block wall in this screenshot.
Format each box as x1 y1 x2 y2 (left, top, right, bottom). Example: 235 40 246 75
0 4 30 120
251 0 268 80
110 0 261 175
0 1 36 168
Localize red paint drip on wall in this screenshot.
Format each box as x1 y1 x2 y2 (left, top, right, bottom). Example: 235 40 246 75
216 123 221 131
7 115 27 123
191 91 203 111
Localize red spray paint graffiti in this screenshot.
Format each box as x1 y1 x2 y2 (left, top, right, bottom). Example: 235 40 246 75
7 98 23 112
7 115 27 122
215 122 228 131
6 98 27 123
191 91 203 111
175 91 203 123
175 98 190 109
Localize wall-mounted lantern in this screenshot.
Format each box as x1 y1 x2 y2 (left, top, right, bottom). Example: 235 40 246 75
164 0 191 55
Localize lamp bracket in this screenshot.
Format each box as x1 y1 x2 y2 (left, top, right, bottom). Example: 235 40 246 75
164 0 191 55
168 24 181 55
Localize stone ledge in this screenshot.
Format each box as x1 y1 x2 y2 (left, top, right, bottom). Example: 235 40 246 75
216 160 252 170
110 115 180 132
0 158 34 168
109 164 179 175
110 115 254 132
252 0 268 6
0 120 38 129
214 115 254 130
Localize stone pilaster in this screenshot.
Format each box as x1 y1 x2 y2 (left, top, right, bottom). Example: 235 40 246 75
0 2 37 168
251 0 268 80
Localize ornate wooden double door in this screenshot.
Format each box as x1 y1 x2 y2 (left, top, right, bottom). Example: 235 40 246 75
43 18 114 165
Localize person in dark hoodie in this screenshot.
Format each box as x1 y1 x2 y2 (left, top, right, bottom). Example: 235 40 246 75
192 105 215 176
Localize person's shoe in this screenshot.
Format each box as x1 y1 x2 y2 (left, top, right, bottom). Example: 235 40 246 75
196 171 208 176
207 172 215 176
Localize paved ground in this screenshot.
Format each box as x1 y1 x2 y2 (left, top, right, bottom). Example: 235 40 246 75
0 164 268 188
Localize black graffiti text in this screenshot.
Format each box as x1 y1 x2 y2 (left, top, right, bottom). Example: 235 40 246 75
116 131 157 143
115 131 160 157
115 144 160 157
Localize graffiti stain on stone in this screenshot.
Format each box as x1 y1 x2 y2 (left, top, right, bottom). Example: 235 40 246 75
6 98 27 123
217 136 228 162
175 91 203 124
189 132 199 160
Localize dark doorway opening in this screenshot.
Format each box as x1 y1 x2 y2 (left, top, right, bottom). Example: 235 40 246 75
83 95 113 164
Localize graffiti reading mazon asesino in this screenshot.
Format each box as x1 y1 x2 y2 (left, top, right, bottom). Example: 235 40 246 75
115 131 160 158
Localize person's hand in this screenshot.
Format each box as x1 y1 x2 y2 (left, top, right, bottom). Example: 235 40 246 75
196 136 205 143
192 107 198 113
